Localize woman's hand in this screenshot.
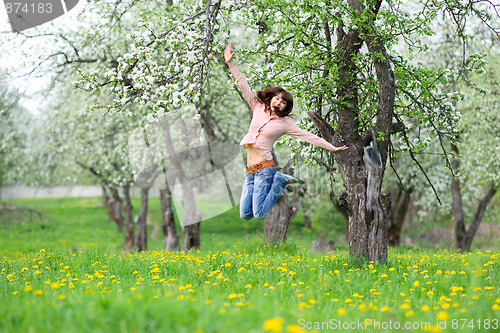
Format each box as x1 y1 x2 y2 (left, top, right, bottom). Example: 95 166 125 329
332 145 349 153
224 43 235 63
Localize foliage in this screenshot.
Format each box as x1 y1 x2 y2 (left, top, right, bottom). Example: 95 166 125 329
0 82 18 184
383 19 499 228
0 0 499 257
0 81 37 185
460 53 500 188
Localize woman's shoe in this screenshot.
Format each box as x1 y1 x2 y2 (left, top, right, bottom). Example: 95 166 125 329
282 173 305 185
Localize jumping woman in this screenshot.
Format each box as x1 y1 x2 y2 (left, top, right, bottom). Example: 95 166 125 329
224 43 349 220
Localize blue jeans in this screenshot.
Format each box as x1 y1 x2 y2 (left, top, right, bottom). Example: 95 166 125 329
240 167 288 220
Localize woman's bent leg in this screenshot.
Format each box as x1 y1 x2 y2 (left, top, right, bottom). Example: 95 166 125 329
252 168 288 220
240 172 255 220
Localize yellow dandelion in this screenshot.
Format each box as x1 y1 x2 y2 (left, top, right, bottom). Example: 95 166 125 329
381 306 390 312
263 317 284 333
492 304 500 311
24 285 33 292
337 307 347 315
286 324 302 333
436 311 448 320
297 294 303 298
308 299 316 304
413 281 419 287
400 303 410 310
228 293 238 300
426 325 442 333
421 305 430 312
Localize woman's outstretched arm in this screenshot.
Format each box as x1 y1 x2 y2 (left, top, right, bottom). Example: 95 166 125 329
285 120 349 153
224 43 259 110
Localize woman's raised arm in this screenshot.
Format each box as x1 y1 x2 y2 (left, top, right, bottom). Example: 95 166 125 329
224 43 259 111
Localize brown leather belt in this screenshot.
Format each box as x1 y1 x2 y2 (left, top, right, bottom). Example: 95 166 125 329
246 160 275 173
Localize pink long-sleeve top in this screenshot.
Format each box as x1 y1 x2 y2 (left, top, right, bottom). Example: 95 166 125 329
228 62 338 161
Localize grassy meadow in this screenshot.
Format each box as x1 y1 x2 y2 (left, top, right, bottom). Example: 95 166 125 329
0 197 499 332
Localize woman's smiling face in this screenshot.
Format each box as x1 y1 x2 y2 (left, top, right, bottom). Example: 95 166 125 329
270 93 287 113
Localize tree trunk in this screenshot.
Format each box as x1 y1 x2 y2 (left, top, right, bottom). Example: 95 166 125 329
388 185 413 246
180 176 202 250
134 188 148 251
160 182 179 252
452 144 497 251
123 182 134 251
303 214 312 230
161 117 203 251
309 112 392 263
106 186 123 232
264 193 301 243
330 191 349 242
365 147 388 262
264 160 301 243
102 186 109 207
330 0 393 264
312 240 334 253
182 219 201 250
462 187 497 250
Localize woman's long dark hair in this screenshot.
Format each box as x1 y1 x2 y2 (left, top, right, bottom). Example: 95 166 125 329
256 86 293 117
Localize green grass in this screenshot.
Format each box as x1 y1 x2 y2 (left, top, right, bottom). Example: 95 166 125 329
0 196 331 256
0 197 499 333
